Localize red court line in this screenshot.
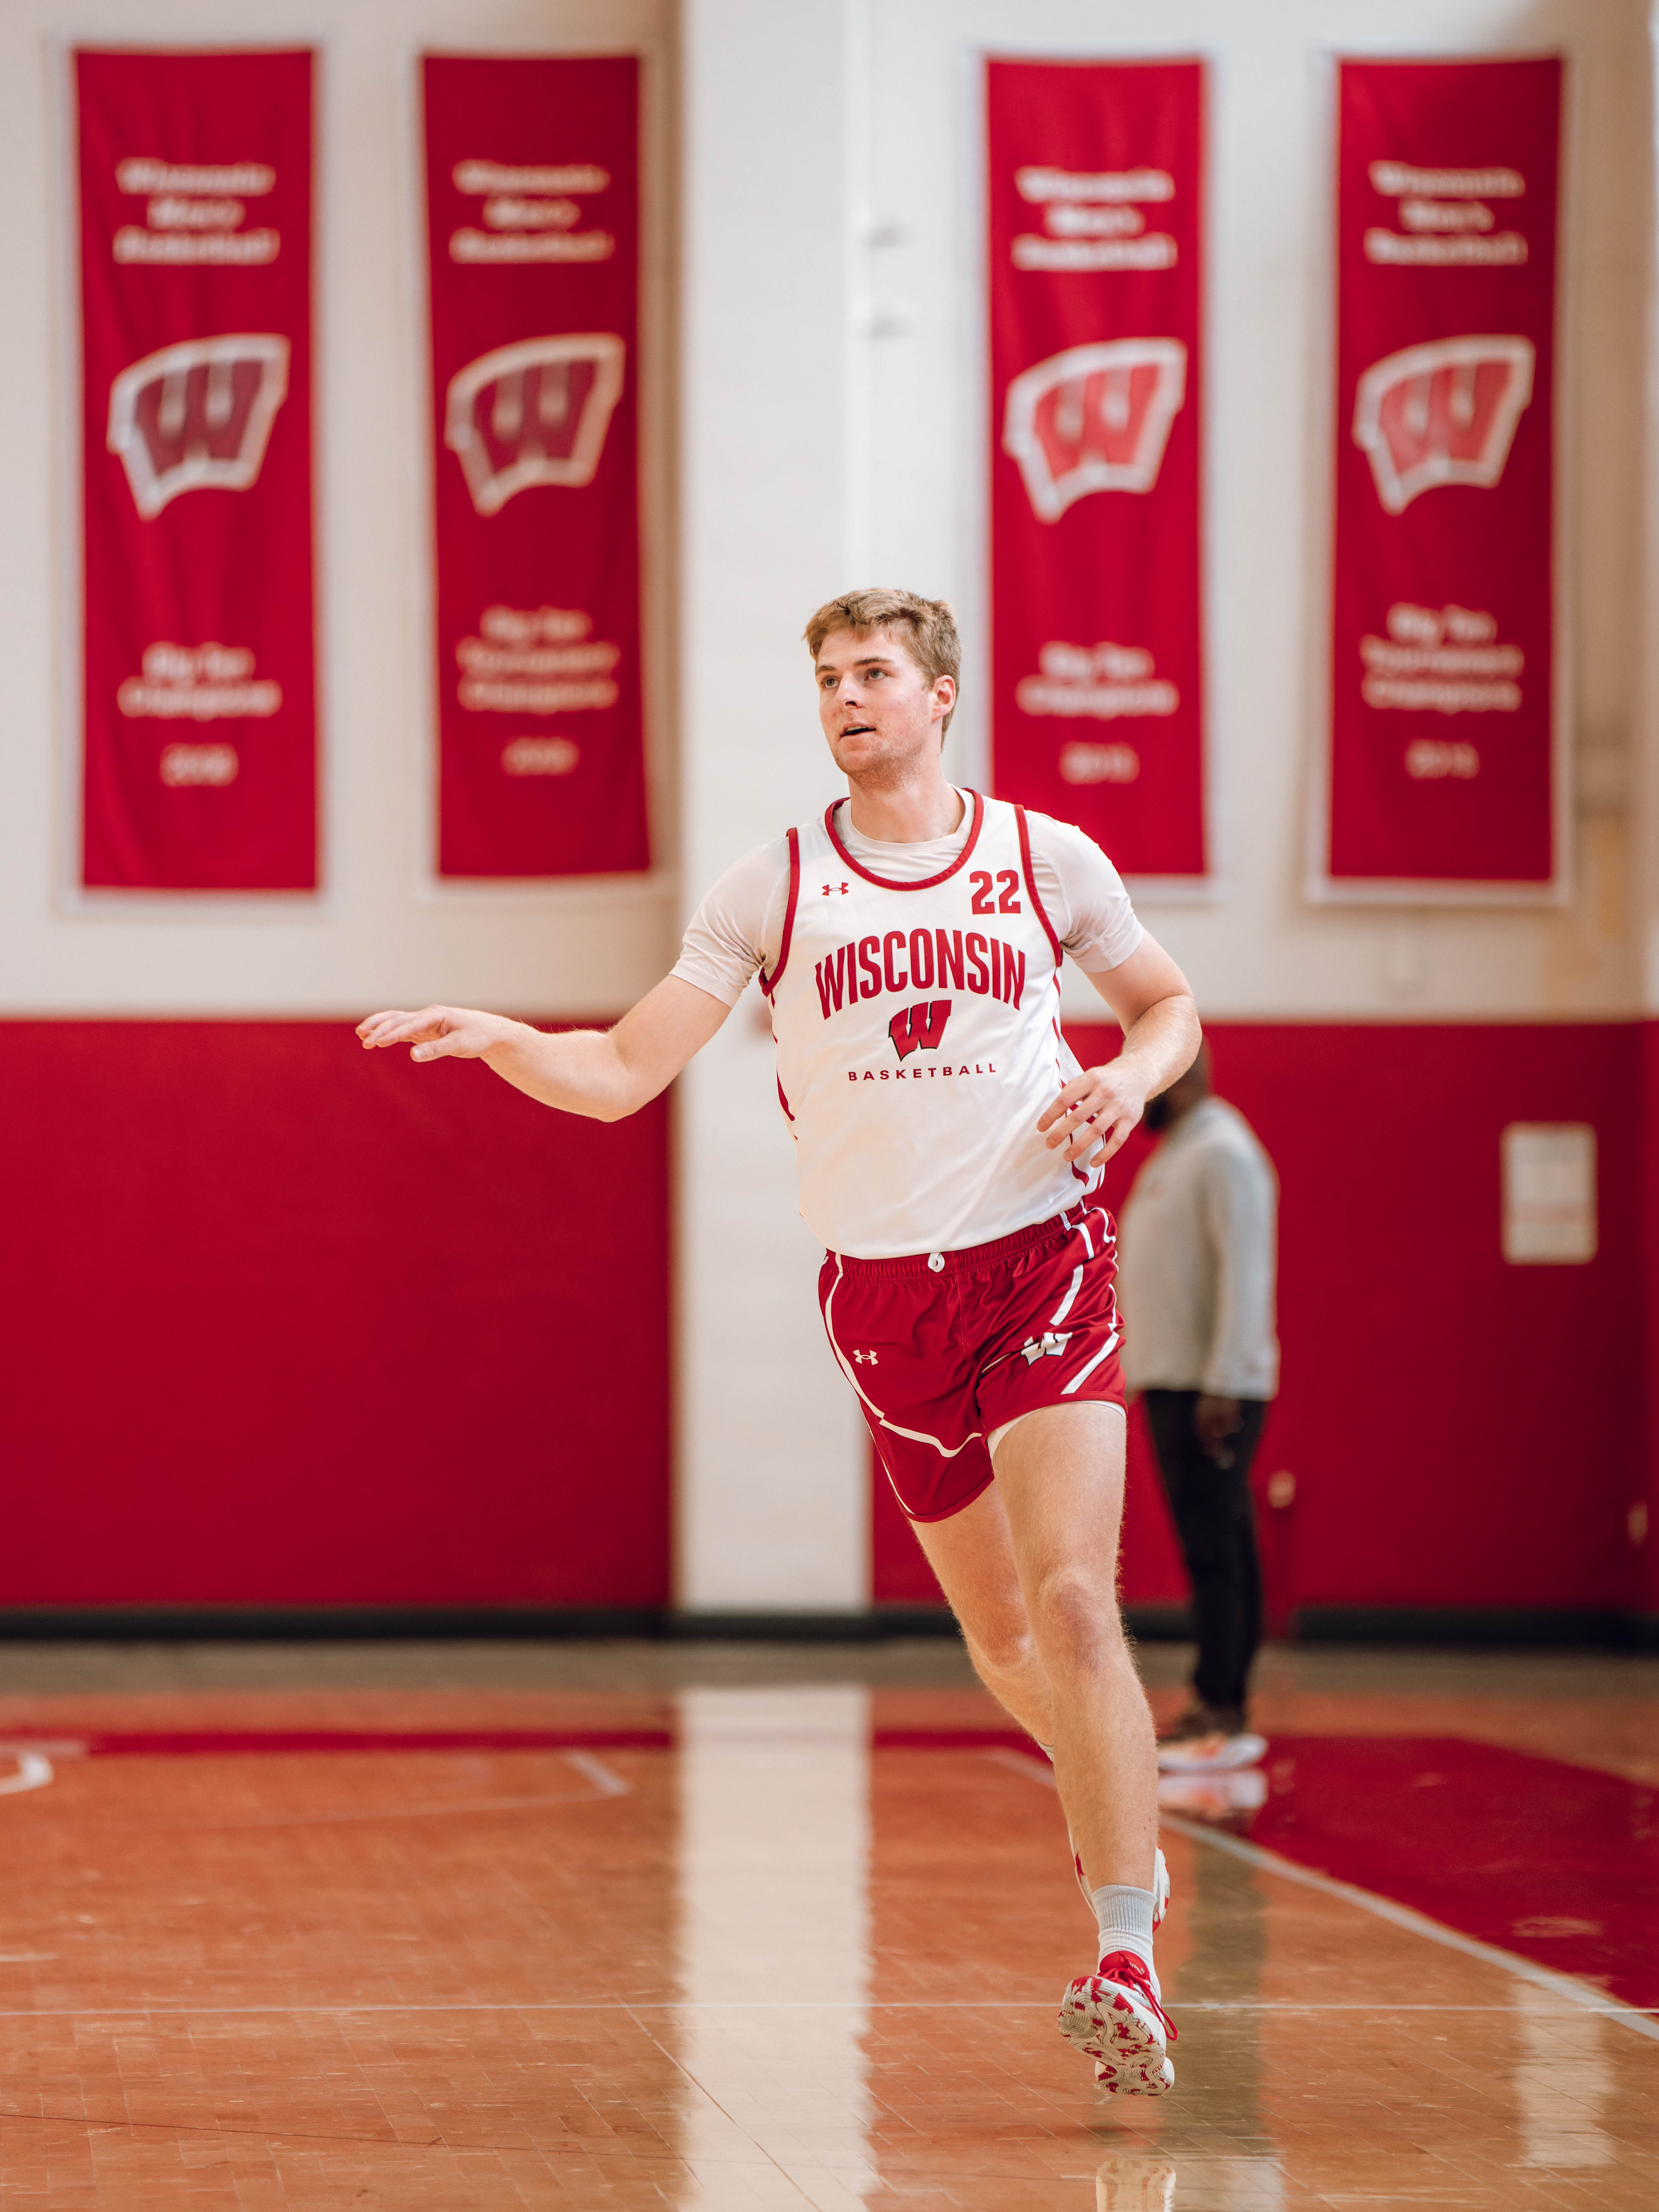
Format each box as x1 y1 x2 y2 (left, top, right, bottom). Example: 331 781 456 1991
871 1728 1034 1751
0 1729 674 1756
0 1726 1004 1756
0 1726 972 1756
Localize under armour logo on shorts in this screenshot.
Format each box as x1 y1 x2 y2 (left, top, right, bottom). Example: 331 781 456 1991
852 1349 879 1365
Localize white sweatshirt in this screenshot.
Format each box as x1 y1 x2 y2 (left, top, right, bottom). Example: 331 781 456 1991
1116 1096 1280 1400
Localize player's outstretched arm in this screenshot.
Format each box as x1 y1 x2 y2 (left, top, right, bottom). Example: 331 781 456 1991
1037 932 1200 1165
356 976 731 1123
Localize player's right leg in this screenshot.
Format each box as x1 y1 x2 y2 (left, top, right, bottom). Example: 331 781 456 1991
820 1236 1171 2090
985 1405 1174 2092
912 1456 1175 2096
982 1404 1158 1896
912 1483 1170 1926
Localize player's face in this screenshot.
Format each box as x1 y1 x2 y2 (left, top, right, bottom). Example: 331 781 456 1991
814 628 953 784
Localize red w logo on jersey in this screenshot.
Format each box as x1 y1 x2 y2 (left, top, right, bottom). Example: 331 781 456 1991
889 1000 953 1060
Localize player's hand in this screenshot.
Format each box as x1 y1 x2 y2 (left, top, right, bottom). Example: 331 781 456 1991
1037 1060 1147 1165
355 1006 516 1063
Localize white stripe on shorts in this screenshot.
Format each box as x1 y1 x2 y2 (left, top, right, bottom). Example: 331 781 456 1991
1060 1331 1121 1396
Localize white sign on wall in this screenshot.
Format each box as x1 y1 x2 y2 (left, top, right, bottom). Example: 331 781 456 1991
1501 1123 1597 1264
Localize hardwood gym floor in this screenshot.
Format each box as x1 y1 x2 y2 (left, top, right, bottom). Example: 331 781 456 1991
0 1637 1652 2208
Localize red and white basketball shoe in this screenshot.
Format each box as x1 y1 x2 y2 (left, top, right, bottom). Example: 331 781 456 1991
1058 1950 1177 2096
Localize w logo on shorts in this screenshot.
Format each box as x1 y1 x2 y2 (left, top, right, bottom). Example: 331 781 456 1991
889 1000 952 1061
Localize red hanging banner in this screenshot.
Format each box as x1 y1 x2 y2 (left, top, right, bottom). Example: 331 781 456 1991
987 59 1206 881
423 55 647 880
1323 57 1562 894
76 49 316 891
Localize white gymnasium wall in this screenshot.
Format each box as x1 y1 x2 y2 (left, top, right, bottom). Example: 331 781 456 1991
676 0 1653 1609
0 0 1648 1611
1646 4 1659 1018
0 0 676 1018
676 0 869 1611
855 0 1650 1025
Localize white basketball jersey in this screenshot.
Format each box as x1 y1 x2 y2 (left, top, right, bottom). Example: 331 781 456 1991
763 791 1104 1259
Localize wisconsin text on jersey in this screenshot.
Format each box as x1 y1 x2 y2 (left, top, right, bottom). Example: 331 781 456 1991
812 870 1029 1085
814 921 1030 1014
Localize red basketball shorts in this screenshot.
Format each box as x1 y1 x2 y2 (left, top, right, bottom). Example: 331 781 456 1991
818 1198 1126 1523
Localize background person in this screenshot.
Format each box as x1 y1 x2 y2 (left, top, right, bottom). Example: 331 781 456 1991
1117 1045 1279 1769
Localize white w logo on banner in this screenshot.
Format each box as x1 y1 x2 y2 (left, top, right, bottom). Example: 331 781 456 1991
107 335 290 519
1352 335 1535 515
445 335 626 516
1003 338 1187 523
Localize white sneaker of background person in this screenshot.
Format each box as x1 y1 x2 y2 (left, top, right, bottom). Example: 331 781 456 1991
1156 1711 1269 1774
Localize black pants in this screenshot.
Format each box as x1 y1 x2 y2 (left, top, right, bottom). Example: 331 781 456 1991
1142 1390 1270 1719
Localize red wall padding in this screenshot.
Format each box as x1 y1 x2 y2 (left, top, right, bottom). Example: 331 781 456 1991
0 1022 669 1607
874 1020 1646 1615
1644 1023 1659 1619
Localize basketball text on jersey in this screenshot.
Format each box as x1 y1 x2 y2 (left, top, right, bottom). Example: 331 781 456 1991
762 790 1107 1260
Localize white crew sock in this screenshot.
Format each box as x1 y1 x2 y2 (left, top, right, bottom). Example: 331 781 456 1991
1091 1882 1157 1972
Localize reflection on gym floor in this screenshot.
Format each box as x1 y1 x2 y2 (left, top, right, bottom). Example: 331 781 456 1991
0 1642 1652 2208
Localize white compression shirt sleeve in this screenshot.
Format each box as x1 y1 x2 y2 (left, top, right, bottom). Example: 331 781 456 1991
671 836 793 1007
1024 811 1145 973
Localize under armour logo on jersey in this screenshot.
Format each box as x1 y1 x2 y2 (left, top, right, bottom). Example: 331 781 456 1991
1020 1331 1071 1364
889 999 953 1061
821 881 851 896
852 1349 878 1365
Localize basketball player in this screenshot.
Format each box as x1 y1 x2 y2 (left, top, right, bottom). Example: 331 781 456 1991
359 590 1200 2095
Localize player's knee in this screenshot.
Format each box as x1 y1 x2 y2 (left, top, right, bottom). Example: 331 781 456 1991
966 1615 1040 1682
1029 1571 1123 1675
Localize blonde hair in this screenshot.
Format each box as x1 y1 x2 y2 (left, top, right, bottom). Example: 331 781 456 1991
804 587 960 734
